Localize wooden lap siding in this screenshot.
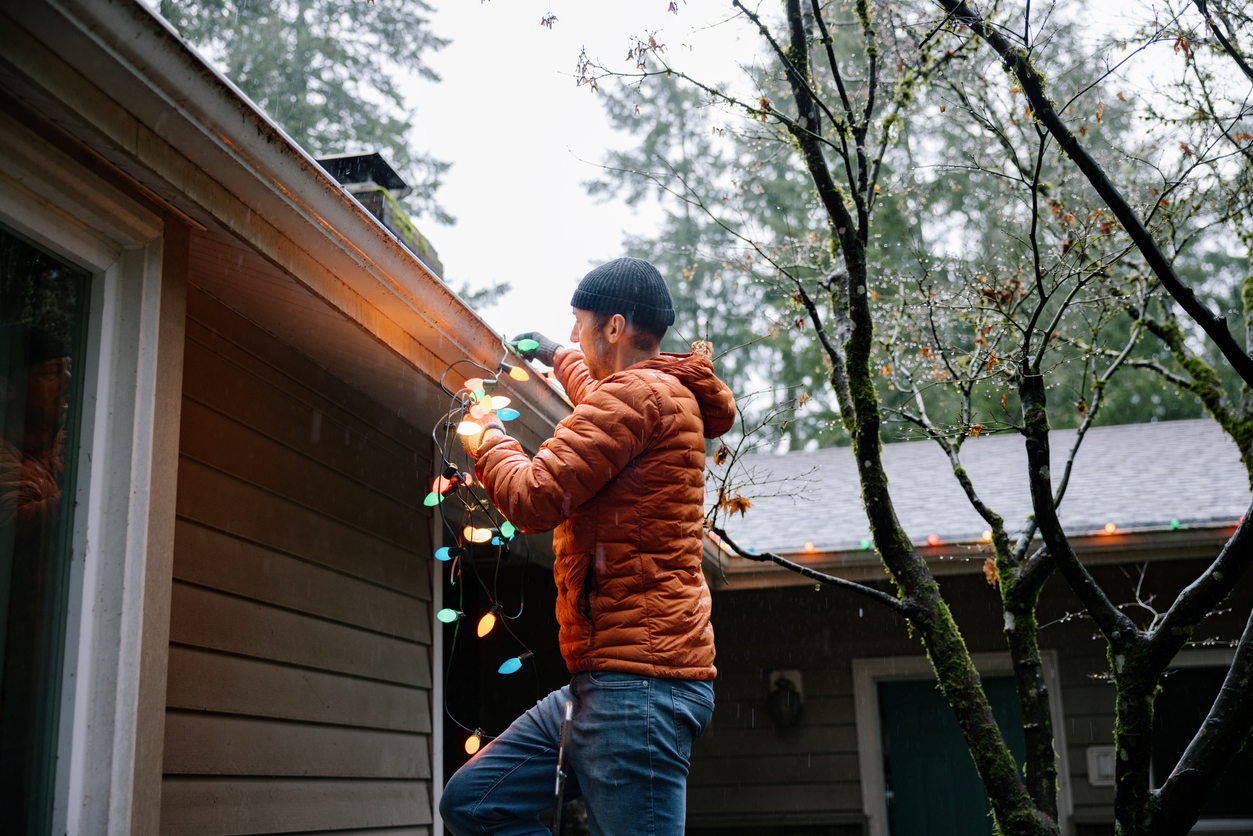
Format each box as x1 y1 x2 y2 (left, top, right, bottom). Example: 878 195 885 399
161 285 434 836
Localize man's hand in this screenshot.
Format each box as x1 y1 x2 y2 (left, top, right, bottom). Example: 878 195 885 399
460 415 506 459
511 332 562 366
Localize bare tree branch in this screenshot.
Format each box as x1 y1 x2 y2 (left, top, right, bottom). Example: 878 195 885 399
934 0 1253 387
710 525 914 614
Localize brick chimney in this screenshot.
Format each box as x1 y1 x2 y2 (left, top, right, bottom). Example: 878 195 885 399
317 152 444 279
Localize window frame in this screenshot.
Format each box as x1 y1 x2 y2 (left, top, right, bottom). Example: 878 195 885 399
1155 649 1252 833
0 108 177 835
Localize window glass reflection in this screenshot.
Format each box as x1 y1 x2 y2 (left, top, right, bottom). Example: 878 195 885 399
0 224 89 835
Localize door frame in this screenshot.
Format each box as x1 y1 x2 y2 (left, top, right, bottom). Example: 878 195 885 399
852 651 1072 836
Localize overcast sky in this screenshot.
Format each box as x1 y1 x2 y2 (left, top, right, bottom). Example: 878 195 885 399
403 2 758 345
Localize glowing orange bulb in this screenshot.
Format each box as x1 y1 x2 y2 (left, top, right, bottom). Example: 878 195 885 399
1104 522 1116 534
477 612 497 637
433 475 453 493
457 420 482 436
462 525 493 543
509 366 529 382
982 530 993 542
470 404 485 420
464 733 481 755
927 534 940 546
803 542 815 553
464 377 483 392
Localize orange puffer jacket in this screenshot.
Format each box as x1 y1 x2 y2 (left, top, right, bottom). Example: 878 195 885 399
475 344 736 680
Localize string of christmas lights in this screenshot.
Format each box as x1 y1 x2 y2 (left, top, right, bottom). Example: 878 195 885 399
429 337 547 755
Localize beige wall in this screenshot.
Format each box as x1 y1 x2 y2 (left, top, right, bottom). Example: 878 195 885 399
160 279 436 836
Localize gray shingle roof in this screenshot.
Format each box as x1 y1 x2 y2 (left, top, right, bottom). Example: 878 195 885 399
719 419 1250 555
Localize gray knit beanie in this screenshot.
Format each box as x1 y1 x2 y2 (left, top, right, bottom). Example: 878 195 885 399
570 257 676 329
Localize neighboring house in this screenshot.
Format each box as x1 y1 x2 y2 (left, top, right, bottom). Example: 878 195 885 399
697 419 1253 836
0 2 568 834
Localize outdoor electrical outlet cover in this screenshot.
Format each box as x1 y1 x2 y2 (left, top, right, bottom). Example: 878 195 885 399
1086 745 1116 787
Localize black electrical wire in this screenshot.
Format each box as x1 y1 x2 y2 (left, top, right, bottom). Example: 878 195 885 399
429 360 544 740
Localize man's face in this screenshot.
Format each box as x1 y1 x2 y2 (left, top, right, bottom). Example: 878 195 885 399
28 356 71 431
571 308 613 380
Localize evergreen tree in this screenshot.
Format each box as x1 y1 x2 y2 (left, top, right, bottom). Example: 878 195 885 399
158 0 451 223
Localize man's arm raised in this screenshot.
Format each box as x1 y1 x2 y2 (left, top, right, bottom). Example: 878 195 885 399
473 377 659 533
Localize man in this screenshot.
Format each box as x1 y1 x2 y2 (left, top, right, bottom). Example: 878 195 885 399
442 257 736 836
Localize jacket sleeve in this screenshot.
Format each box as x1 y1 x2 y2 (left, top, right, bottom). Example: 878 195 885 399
552 349 598 405
475 376 659 534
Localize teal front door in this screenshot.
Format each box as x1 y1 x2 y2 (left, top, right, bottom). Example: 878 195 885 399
879 676 1027 836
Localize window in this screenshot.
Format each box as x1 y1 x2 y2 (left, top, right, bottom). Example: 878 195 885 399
0 223 90 835
1153 665 1253 822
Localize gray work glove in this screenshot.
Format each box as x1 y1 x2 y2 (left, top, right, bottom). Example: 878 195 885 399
460 414 505 459
511 332 561 366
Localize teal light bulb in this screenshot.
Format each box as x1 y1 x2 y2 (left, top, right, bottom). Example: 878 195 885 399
498 656 522 674
424 491 442 507
436 608 461 624
497 408 520 421
436 547 451 562
501 521 516 539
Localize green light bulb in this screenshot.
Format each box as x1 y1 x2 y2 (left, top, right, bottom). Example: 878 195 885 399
436 608 461 624
517 338 540 352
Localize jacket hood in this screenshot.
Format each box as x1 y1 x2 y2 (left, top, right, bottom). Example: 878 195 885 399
636 343 737 439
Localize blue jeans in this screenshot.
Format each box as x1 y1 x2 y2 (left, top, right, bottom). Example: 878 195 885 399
441 672 715 836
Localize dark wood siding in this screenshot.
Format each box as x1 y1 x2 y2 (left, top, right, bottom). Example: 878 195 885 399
690 559 1251 834
161 281 435 835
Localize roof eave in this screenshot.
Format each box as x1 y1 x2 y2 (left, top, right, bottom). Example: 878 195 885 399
0 0 572 434
713 524 1238 590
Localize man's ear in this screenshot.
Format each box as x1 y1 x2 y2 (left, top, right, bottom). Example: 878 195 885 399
605 314 628 344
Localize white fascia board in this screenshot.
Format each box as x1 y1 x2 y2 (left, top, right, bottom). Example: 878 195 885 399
2 0 571 435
